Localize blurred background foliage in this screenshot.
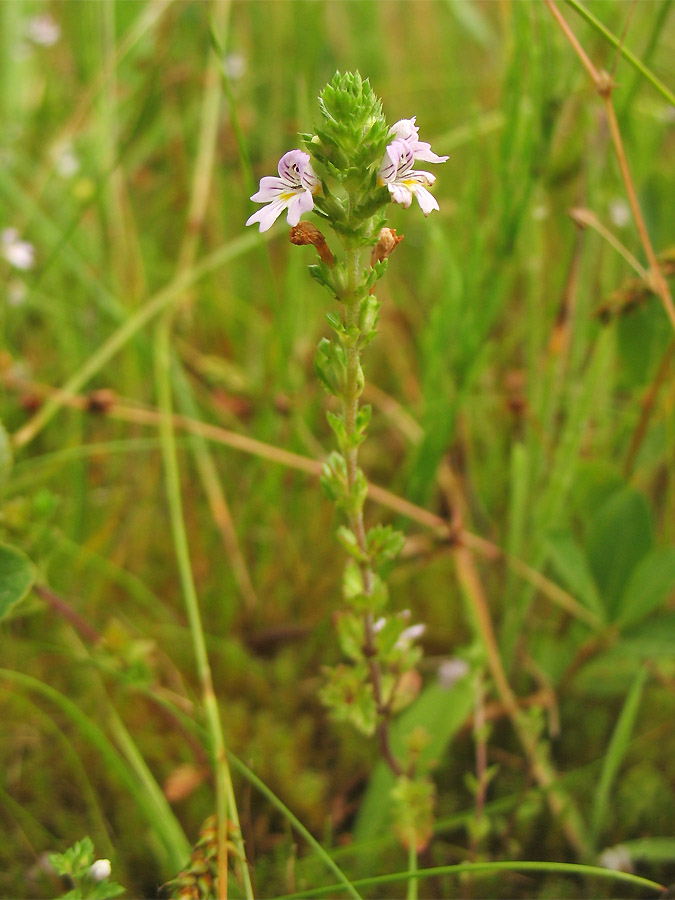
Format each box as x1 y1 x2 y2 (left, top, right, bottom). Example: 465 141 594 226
0 0 674 897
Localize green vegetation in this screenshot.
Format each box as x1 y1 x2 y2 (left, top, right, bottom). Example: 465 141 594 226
0 2 674 898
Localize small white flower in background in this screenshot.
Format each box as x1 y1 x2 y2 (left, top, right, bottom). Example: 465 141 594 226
26 14 61 47
372 616 387 633
53 143 80 179
373 611 424 649
598 845 633 873
246 149 321 233
378 139 441 216
389 117 449 165
395 622 426 650
89 859 112 882
609 198 631 229
1 228 36 271
225 52 246 81
438 657 470 689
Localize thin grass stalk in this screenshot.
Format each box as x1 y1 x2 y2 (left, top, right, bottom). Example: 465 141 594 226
544 0 675 334
154 311 253 900
275 860 666 900
226 753 363 900
563 0 675 106
407 841 418 900
171 0 258 611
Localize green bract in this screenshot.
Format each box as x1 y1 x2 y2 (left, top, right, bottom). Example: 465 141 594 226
308 71 391 183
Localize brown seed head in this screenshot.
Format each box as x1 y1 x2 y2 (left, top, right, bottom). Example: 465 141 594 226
370 227 404 266
289 222 335 266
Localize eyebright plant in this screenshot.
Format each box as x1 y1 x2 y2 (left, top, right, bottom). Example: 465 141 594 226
246 71 448 852
48 837 124 900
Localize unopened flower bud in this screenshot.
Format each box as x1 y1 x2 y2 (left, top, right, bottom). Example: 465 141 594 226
89 859 111 882
289 222 335 266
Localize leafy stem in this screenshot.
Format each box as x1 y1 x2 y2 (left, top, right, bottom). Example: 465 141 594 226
341 249 404 778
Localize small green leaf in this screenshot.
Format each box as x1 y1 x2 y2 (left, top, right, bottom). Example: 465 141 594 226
586 487 653 617
325 311 343 332
545 531 605 620
335 612 365 661
590 667 647 848
613 837 675 864
0 543 35 622
618 613 675 659
326 410 347 446
314 338 347 395
615 547 675 628
320 663 376 736
358 295 380 337
335 526 367 562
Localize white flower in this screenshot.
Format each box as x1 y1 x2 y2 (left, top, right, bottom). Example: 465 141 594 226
378 140 440 216
389 117 449 164
225 52 246 81
438 658 470 689
53 143 80 179
395 622 426 650
246 150 320 233
89 859 112 882
1 228 35 270
609 198 630 229
598 845 633 873
26 14 60 47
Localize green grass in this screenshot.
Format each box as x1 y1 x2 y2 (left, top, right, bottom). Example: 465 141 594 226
1 1 674 898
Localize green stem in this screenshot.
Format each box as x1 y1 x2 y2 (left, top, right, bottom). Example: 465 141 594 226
341 247 403 778
406 841 418 900
155 311 254 900
276 860 666 900
563 0 675 107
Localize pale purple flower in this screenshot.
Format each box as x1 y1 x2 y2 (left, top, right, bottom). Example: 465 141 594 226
378 140 440 216
389 117 448 164
246 150 320 233
1 228 35 270
26 14 61 47
395 622 426 650
438 657 470 689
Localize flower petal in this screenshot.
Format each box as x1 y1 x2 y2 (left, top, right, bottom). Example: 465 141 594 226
285 189 314 226
412 142 449 164
250 176 285 203
390 117 418 141
407 170 436 187
387 181 413 209
278 149 310 187
410 183 439 216
246 196 288 232
379 139 414 184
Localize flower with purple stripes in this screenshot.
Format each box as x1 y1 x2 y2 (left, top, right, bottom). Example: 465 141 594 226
378 140 440 216
246 150 321 233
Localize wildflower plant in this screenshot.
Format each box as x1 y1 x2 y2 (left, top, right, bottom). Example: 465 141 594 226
48 837 123 900
247 71 447 851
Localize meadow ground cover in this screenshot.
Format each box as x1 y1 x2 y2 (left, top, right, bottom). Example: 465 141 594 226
1 1 674 898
